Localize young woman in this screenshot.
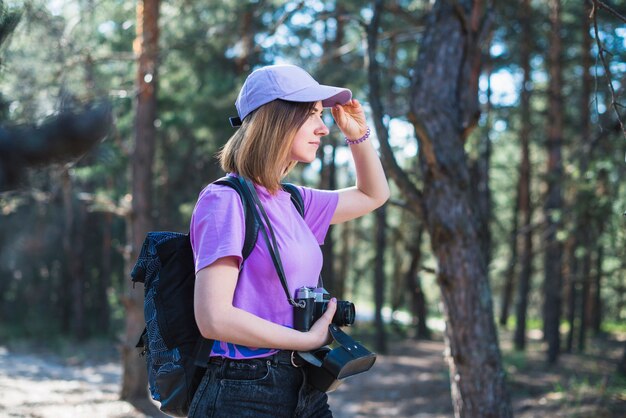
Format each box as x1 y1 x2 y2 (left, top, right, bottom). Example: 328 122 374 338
189 64 389 417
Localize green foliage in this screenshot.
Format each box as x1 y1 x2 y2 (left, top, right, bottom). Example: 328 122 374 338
0 0 624 353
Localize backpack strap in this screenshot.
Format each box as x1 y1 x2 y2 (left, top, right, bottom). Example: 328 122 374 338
213 176 305 261
282 182 304 217
213 176 260 261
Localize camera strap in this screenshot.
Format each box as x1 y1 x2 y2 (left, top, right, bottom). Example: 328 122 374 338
239 177 303 308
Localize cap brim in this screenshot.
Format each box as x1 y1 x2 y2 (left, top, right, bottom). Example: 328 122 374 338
280 84 352 108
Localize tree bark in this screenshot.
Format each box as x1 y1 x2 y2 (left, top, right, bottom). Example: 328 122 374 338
406 226 430 340
121 0 160 404
565 237 578 353
320 140 338 297
470 60 492 274
590 242 603 333
576 0 594 352
407 1 512 416
543 0 564 364
513 0 534 352
500 203 518 327
374 205 388 354
62 169 87 340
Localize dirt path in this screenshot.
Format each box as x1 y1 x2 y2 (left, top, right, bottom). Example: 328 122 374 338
0 345 145 418
328 339 452 418
1 335 624 418
0 339 451 418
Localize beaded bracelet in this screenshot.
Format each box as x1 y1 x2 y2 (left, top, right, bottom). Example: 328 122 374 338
345 127 370 145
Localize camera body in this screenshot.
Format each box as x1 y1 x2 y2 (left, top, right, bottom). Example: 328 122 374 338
293 286 355 332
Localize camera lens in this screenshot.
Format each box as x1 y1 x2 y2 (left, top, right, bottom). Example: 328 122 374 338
334 301 355 326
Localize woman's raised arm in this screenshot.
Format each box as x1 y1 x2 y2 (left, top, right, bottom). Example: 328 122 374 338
330 99 390 224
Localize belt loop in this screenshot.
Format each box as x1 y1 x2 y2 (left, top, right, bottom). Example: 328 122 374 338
271 352 280 366
290 351 302 368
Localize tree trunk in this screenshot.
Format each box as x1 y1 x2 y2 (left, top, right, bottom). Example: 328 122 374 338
591 169 609 334
576 0 594 351
336 221 352 301
406 226 430 340
500 182 519 327
234 5 254 74
320 140 338 297
374 205 388 355
565 237 578 353
543 0 564 364
97 210 112 333
121 0 160 405
590 244 603 333
62 169 87 340
513 0 534 352
408 1 512 416
619 342 626 376
470 64 492 275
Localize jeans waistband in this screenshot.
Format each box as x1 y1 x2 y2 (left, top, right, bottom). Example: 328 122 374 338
209 350 305 368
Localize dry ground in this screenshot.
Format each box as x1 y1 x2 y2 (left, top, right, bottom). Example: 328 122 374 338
0 332 624 418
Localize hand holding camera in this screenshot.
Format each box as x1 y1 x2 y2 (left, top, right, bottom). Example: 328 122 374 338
295 286 356 349
293 286 376 393
303 296 337 349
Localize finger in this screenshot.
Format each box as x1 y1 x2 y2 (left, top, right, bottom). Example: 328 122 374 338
322 298 338 322
331 105 344 124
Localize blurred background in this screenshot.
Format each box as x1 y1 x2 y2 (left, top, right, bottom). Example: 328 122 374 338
0 0 625 417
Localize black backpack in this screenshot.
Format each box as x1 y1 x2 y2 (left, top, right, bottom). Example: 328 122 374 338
130 176 304 417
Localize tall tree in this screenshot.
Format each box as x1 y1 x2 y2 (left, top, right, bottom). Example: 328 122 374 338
121 0 160 407
574 0 595 353
513 0 534 351
368 1 512 415
543 0 564 364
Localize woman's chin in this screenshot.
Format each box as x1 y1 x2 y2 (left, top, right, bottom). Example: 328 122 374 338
292 155 317 164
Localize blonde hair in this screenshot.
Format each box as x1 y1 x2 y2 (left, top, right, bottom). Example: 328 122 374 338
219 100 317 193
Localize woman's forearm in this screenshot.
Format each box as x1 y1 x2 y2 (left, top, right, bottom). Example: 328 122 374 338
199 303 316 351
194 257 336 353
349 136 390 206
330 136 390 224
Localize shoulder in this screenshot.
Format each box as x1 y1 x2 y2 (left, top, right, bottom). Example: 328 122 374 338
194 181 245 215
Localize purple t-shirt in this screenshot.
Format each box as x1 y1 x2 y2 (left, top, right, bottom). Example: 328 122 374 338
189 178 338 359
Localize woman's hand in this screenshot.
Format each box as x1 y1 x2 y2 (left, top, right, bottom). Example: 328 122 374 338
331 99 368 140
305 298 337 348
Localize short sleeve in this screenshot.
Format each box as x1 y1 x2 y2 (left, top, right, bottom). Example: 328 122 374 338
189 185 246 273
296 186 339 244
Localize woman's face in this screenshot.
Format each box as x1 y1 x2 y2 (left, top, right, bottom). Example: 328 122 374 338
289 101 329 163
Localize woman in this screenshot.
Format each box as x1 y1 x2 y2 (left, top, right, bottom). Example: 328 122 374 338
189 64 389 417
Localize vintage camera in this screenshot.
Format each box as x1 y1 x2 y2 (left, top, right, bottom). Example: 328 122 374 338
293 286 355 332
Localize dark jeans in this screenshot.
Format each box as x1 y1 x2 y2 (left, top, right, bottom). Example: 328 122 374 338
188 354 333 418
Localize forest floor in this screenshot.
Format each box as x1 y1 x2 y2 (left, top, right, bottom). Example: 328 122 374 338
0 329 625 418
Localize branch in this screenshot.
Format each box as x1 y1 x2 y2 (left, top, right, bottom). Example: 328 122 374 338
595 0 626 23
250 1 306 57
590 0 626 143
366 0 423 217
0 102 112 191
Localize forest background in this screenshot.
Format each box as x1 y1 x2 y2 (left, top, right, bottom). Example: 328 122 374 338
0 0 625 417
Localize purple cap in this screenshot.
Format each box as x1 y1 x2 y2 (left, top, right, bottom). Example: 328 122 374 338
230 64 352 127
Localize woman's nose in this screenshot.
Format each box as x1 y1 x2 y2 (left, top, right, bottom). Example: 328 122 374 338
316 121 329 136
